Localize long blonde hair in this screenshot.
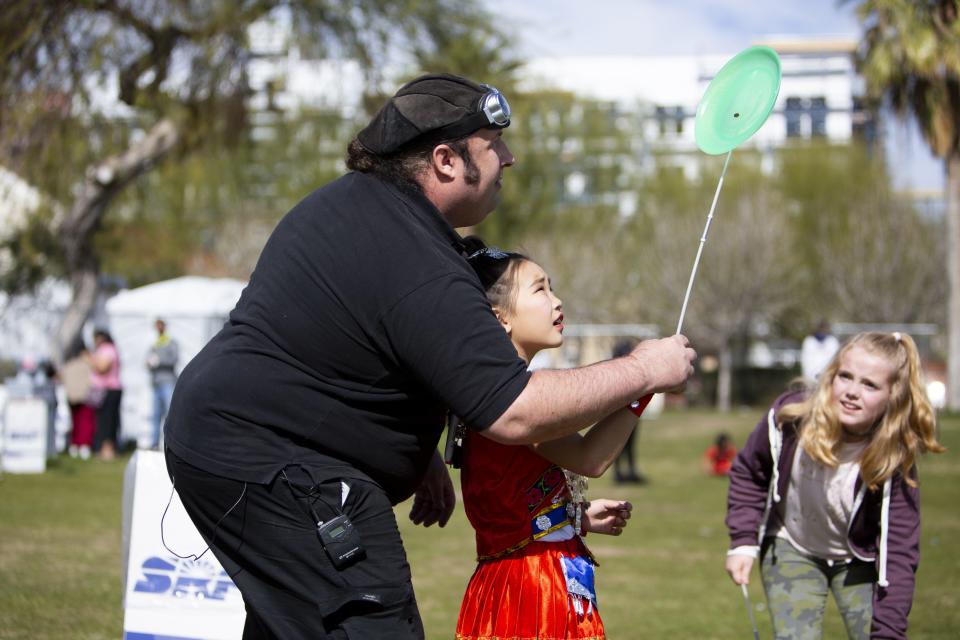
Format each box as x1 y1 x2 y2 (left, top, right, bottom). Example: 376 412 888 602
778 332 944 489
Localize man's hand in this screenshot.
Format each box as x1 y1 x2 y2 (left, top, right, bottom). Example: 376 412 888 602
409 450 456 528
725 554 754 585
629 334 697 394
583 498 632 536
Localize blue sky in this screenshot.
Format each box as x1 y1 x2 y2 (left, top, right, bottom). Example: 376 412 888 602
483 0 942 191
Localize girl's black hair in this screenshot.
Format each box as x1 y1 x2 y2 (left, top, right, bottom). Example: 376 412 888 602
463 235 529 314
93 329 114 344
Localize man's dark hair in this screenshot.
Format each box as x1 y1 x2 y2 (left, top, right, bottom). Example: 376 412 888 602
345 134 480 191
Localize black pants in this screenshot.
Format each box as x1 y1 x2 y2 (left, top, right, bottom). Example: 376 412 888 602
93 388 122 450
165 450 424 639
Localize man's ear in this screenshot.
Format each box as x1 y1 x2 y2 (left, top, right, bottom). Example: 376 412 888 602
492 307 511 335
431 143 459 180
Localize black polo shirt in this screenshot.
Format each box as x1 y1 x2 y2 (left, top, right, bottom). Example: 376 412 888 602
165 172 530 504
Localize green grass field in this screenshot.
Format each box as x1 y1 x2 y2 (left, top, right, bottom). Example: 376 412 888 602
2 409 958 639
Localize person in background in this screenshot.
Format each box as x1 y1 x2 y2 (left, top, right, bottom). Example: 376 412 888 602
611 337 647 484
145 318 178 450
87 329 122 461
455 237 635 640
10 357 60 458
725 332 944 639
36 360 59 458
61 344 95 460
801 319 839 383
703 432 736 476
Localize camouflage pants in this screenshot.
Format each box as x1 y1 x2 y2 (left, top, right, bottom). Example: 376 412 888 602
760 537 874 640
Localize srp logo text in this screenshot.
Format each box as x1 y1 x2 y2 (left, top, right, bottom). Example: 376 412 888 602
133 556 240 601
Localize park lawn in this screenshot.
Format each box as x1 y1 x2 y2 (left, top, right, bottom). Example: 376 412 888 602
404 409 960 638
1 409 958 639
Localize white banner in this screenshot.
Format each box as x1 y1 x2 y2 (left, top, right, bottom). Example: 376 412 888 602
1 397 47 473
122 451 246 640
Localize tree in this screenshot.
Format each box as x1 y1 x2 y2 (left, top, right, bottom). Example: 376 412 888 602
479 90 642 249
631 158 801 411
847 0 960 407
513 149 802 411
778 141 945 327
0 0 503 362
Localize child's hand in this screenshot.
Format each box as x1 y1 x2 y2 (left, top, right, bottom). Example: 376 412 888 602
725 554 754 585
583 499 632 536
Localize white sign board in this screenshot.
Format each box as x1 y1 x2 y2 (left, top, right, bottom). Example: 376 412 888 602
1 397 47 473
122 451 246 639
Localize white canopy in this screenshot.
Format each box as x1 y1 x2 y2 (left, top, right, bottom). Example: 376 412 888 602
106 276 247 447
107 276 248 318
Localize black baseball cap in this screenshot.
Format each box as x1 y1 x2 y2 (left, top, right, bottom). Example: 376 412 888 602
356 73 510 155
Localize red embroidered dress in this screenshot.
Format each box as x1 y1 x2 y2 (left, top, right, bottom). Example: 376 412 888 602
455 431 605 640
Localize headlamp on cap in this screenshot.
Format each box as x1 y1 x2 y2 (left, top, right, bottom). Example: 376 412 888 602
479 85 511 127
431 84 511 140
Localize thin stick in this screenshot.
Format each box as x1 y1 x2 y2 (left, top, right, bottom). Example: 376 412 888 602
740 583 760 640
675 149 733 334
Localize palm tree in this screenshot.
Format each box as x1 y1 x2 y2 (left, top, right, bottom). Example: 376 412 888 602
848 1 960 407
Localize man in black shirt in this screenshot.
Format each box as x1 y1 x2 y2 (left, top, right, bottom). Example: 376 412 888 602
165 73 696 639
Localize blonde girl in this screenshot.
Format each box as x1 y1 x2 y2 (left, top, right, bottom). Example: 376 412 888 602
725 332 944 639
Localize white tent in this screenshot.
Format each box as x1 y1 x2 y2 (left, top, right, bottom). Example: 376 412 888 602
106 276 247 447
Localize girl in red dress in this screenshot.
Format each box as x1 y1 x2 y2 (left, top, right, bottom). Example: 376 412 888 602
454 237 643 640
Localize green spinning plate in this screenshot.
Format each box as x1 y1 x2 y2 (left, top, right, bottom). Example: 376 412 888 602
695 45 782 155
